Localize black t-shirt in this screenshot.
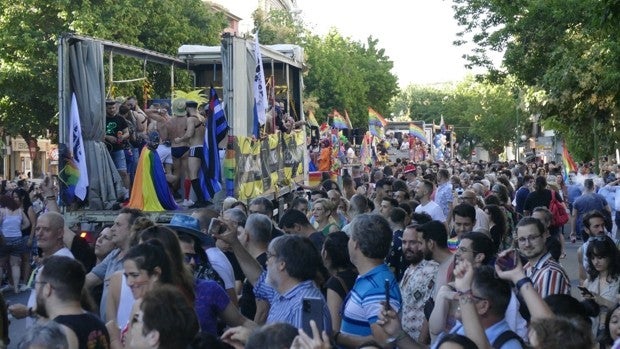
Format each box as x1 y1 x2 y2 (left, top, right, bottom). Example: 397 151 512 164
308 231 325 252
239 252 268 320
223 250 245 282
105 115 128 151
324 269 358 300
71 235 96 273
54 313 110 349
523 189 562 213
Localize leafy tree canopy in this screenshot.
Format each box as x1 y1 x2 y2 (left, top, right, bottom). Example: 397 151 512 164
0 0 226 147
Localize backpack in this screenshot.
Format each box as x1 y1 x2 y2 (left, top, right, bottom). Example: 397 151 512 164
492 329 527 348
549 190 569 228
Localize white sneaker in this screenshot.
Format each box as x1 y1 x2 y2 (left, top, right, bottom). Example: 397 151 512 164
182 199 194 207
19 284 30 292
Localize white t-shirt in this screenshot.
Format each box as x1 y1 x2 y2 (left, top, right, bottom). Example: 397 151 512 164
415 201 447 222
206 247 235 290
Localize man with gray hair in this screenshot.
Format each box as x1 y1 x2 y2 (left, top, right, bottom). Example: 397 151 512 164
238 213 272 323
335 214 402 348
342 194 369 235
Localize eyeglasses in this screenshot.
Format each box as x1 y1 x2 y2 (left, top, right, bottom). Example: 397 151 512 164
184 253 197 263
516 234 542 244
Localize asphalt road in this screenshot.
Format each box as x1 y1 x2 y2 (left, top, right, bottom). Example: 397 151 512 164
2 236 583 348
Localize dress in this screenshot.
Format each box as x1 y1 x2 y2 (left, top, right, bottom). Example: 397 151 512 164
400 260 438 340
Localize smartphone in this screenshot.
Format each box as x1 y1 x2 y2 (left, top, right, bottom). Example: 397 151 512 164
384 279 391 310
578 286 594 297
496 250 517 271
208 218 224 236
301 298 324 335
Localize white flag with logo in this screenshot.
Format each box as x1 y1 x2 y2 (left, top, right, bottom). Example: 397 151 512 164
253 35 268 126
70 93 89 200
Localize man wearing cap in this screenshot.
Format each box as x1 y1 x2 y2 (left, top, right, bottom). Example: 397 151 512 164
169 98 190 200
181 100 210 208
104 99 130 190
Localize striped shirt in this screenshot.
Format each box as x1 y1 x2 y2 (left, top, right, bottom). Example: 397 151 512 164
253 271 331 333
341 264 402 336
524 252 571 298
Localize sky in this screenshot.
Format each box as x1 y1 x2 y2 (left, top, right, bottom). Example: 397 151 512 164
217 0 494 88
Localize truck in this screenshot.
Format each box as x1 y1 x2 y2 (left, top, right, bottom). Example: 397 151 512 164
58 33 308 226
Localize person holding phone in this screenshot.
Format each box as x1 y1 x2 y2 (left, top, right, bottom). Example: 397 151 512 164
335 214 402 348
582 235 620 337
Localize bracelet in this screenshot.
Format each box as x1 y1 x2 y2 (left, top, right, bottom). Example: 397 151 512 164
333 331 341 345
515 277 533 291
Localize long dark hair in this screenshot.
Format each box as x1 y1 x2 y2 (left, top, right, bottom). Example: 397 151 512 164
586 235 620 282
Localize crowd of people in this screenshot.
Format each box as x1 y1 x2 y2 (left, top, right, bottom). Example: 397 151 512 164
2 154 620 349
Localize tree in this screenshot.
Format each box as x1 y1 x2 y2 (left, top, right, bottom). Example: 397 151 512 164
0 0 226 176
303 30 398 129
451 0 620 165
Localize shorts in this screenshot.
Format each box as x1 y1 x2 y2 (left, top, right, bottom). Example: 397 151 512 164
111 150 127 171
157 144 173 165
0 236 29 257
189 146 204 158
171 146 189 159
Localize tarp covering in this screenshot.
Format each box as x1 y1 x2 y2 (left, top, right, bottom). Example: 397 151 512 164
59 35 125 209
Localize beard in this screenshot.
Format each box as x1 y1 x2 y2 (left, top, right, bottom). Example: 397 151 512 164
404 250 424 265
423 249 433 261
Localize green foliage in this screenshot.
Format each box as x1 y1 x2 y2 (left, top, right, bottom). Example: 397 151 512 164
303 30 398 129
450 0 620 163
391 76 521 158
0 0 226 147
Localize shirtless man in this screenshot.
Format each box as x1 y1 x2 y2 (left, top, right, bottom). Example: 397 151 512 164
145 104 176 186
184 101 210 208
168 98 190 200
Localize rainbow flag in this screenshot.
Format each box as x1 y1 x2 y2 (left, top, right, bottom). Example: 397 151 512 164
128 146 178 211
332 109 349 129
368 107 387 127
562 142 578 180
409 123 428 143
307 110 319 127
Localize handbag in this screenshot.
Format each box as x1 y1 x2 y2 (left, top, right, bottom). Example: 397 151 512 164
550 190 569 228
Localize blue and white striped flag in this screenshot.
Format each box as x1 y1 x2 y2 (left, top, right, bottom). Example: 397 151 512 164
199 87 229 200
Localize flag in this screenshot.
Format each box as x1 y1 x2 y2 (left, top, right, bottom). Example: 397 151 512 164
128 146 178 211
59 93 89 203
344 109 353 129
439 115 446 134
70 93 88 200
562 142 578 180
409 123 428 143
368 107 387 127
307 110 319 127
200 87 229 201
332 109 348 129
252 35 268 137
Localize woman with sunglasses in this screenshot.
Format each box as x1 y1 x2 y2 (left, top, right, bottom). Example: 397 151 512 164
581 235 620 339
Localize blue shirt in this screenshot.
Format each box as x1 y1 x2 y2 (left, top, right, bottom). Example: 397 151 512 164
573 192 608 233
253 271 331 333
435 182 453 218
341 264 402 336
432 319 523 349
514 187 530 215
